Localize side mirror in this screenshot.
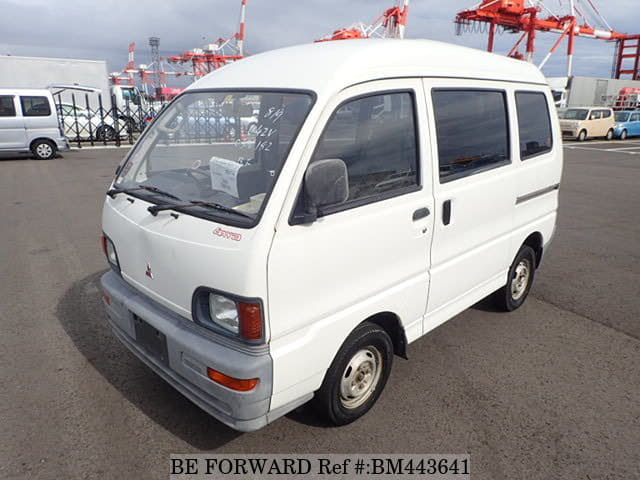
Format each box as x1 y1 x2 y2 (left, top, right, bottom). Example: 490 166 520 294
303 158 349 222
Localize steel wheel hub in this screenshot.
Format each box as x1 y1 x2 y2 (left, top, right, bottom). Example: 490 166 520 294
511 259 530 300
340 347 382 409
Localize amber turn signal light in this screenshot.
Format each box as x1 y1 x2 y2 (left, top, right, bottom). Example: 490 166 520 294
239 302 263 340
206 368 259 392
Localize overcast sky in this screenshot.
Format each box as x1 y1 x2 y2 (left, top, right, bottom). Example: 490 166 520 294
1 0 638 81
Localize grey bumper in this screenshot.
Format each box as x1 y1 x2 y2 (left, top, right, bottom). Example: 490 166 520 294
100 271 273 432
56 137 70 152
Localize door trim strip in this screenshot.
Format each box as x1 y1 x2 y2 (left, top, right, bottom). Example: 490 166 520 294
516 183 560 205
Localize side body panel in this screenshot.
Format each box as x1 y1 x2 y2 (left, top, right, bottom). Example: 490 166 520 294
632 113 640 136
267 79 434 410
422 78 517 331
22 93 62 147
0 95 27 150
512 87 562 255
421 79 561 334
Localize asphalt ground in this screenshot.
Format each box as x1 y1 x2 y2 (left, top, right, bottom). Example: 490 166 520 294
1 142 639 479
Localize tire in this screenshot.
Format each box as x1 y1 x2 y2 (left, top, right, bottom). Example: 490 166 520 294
620 130 628 140
314 322 394 426
96 125 116 141
605 129 614 141
31 139 57 160
494 245 537 312
577 130 587 142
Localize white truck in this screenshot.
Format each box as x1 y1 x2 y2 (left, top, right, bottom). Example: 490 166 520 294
548 75 640 109
0 55 111 109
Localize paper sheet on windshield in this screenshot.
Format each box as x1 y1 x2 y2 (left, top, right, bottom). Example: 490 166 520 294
210 156 242 198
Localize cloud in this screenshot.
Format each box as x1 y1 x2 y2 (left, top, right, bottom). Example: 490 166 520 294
0 0 636 79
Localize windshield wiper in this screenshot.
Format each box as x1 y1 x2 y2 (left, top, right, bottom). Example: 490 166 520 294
107 184 182 201
147 200 253 219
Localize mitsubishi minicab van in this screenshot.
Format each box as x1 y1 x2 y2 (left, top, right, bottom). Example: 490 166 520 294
100 40 562 432
0 88 69 159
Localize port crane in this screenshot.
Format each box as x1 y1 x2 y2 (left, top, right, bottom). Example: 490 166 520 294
316 0 411 42
455 0 640 79
167 0 249 78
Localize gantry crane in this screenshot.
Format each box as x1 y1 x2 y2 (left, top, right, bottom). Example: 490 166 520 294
455 0 639 79
316 0 411 42
167 0 249 78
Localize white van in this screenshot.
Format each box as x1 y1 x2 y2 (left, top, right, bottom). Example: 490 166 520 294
100 40 562 431
0 88 69 159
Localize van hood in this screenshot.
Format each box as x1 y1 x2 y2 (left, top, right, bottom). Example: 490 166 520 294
102 195 268 319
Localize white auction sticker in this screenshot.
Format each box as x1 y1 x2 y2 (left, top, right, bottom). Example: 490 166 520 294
210 156 242 198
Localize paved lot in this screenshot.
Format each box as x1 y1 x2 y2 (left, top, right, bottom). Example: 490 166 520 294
1 144 639 480
564 138 640 155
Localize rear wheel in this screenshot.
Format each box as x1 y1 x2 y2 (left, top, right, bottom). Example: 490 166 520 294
31 139 57 160
620 129 628 140
494 245 537 312
577 130 587 142
606 129 614 141
96 125 116 141
314 322 393 426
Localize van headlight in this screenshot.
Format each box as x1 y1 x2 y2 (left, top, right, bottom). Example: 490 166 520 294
208 294 239 334
193 288 264 342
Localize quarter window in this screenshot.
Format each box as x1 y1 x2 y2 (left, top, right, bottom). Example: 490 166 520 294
631 113 640 122
20 96 51 117
515 92 553 159
311 92 419 205
432 90 510 182
0 96 16 117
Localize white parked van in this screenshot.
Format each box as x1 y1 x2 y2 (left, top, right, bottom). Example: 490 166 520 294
100 40 562 431
0 88 69 159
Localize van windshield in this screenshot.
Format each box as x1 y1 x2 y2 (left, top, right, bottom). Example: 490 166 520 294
114 90 313 226
558 108 589 120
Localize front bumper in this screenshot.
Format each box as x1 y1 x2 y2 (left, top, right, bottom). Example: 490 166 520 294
100 271 273 432
56 137 70 152
561 128 578 138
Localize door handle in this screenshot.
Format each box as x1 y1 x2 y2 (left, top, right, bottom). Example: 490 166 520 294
412 207 430 221
442 200 452 226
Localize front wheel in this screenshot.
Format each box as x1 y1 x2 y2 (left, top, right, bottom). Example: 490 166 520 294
620 130 628 140
31 139 57 160
314 322 393 426
494 245 537 312
577 130 587 142
605 129 614 141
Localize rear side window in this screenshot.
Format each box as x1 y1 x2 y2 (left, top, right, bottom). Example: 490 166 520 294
20 96 51 117
632 113 640 122
515 92 553 159
599 109 612 119
0 96 16 117
312 91 419 205
432 90 510 182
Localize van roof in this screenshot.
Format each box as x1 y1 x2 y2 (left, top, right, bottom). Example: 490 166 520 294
189 39 547 97
0 88 52 96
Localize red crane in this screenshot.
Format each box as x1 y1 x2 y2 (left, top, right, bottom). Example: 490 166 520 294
455 0 639 79
167 0 249 78
316 0 411 42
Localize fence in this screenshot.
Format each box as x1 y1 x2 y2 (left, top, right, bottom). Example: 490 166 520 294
52 92 169 148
